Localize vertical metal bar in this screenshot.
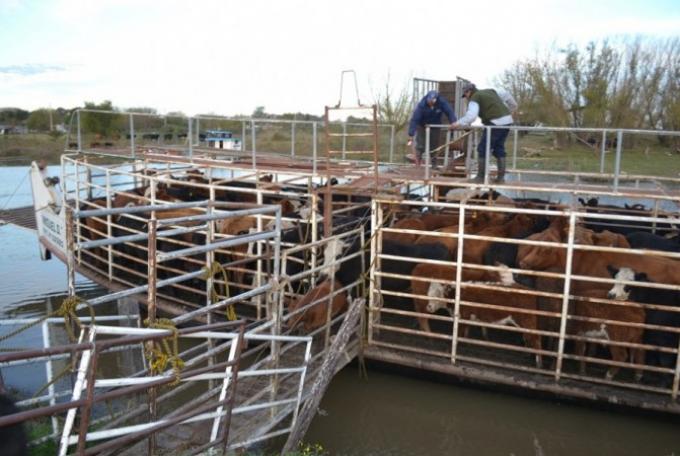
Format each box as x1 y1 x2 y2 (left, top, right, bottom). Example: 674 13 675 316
323 108 332 237
613 130 623 192
555 213 576 380
57 328 95 456
368 199 379 345
450 204 466 364
210 335 240 442
41 320 59 441
207 176 215 390
105 170 113 281
86 164 93 201
146 217 158 455
599 129 607 174
444 129 452 167
425 126 431 180
373 105 379 190
241 121 246 155
512 128 518 170
484 126 491 186
188 117 193 159
251 119 257 171
129 113 135 159
672 338 680 399
341 122 347 160
76 110 82 151
75 346 99 455
310 193 318 288
291 121 296 158
652 199 660 234
312 122 318 176
389 124 395 163
74 163 82 265
256 191 264 320
66 207 76 296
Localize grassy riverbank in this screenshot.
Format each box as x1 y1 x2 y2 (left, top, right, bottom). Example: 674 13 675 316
0 133 66 165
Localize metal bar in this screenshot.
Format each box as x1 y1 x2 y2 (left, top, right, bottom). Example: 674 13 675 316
251 119 257 171
613 130 623 192
554 213 576 380
188 116 193 159
157 230 276 263
129 113 135 158
599 129 607 174
156 205 279 226
512 129 518 170
425 126 431 180
41 320 59 443
484 126 491 186
389 124 395 162
78 224 204 250
75 199 210 218
76 110 82 151
451 204 466 363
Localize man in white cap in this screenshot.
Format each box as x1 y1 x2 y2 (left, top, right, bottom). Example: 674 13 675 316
407 90 457 167
452 83 517 183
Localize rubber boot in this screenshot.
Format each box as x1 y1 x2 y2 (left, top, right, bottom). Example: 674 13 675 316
472 159 486 183
495 157 506 184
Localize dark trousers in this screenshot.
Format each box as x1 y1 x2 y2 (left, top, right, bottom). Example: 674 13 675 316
477 126 511 158
416 126 442 160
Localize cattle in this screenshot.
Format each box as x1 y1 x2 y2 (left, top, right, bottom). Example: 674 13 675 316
517 217 680 288
286 237 450 333
607 266 680 371
419 266 543 367
410 263 498 333
383 218 427 244
626 231 680 253
579 197 677 236
571 283 645 381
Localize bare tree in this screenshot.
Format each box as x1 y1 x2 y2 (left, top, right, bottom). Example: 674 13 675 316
372 73 412 133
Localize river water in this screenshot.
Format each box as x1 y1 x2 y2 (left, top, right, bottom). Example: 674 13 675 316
1 165 679 455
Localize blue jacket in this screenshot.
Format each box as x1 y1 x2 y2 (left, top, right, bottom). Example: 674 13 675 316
407 91 456 137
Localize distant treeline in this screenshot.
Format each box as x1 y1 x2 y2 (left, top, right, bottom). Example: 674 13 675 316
496 37 680 135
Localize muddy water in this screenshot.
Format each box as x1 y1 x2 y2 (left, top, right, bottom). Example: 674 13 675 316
2 165 680 454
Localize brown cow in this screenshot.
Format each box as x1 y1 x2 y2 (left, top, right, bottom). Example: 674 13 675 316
420 266 543 367
383 217 427 244
411 263 496 333
570 288 645 381
286 279 348 332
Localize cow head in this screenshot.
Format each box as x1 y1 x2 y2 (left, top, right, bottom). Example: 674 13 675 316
426 282 448 314
517 229 562 271
606 266 647 300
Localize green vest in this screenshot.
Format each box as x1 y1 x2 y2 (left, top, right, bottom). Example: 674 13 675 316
470 89 510 125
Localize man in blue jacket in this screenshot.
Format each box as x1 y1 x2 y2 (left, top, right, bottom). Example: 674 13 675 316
407 90 456 167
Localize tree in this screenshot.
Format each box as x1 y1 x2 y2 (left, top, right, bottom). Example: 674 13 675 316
372 74 412 133
26 109 51 131
81 100 116 135
0 108 29 125
252 106 267 118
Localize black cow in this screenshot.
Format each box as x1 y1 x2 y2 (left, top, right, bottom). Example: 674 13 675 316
626 231 680 253
607 266 680 372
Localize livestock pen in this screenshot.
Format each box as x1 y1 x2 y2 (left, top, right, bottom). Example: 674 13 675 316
5 107 680 454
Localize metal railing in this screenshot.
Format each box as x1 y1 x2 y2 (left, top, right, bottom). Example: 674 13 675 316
368 197 680 405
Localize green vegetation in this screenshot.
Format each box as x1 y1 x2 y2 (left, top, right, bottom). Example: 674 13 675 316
0 133 65 165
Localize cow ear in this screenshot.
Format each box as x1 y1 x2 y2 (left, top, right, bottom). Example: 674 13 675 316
578 198 586 206
635 272 648 281
606 265 619 277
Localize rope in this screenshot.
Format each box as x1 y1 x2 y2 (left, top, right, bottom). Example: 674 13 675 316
144 318 185 386
202 261 237 321
0 169 29 214
0 295 92 348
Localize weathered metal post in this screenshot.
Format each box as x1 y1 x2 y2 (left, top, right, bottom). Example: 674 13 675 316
129 113 135 159
251 119 257 171
599 129 607 174
484 126 491 186
312 121 318 176
425 126 431 180
146 216 158 455
450 204 466 364
613 130 623 192
389 124 395 163
555 213 576 380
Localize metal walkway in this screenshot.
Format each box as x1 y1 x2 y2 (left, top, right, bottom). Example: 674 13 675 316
0 205 37 231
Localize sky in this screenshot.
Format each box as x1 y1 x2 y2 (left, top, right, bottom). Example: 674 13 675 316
1 0 679 117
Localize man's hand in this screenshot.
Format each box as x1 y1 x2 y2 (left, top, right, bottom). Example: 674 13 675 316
449 122 460 130
407 137 414 146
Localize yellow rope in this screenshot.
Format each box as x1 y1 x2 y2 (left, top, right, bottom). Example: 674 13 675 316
0 295 93 347
144 318 185 386
202 261 237 321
